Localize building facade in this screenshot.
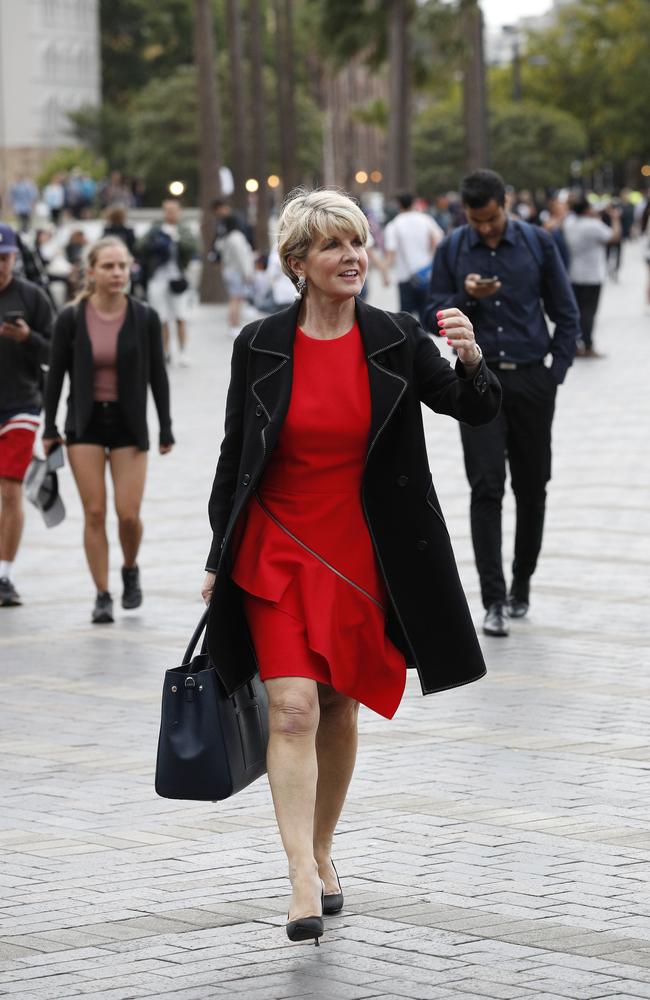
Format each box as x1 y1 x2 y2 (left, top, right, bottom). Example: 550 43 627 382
0 0 100 211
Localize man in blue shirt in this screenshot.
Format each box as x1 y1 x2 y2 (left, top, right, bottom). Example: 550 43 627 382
426 170 580 637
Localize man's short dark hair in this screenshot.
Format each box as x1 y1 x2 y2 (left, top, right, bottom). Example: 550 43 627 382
396 192 414 211
571 197 590 216
210 197 229 211
460 170 506 209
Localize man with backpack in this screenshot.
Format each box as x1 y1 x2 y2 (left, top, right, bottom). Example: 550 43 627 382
426 170 580 637
0 224 54 606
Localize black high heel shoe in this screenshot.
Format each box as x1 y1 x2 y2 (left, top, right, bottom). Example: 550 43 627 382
322 860 344 915
286 884 324 946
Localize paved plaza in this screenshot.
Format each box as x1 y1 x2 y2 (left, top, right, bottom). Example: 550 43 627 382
1 245 649 1000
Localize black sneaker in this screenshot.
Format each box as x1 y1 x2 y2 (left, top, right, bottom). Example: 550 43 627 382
92 591 114 624
0 577 22 606
121 566 142 609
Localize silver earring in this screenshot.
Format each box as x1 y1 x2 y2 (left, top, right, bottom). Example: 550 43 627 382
296 275 306 295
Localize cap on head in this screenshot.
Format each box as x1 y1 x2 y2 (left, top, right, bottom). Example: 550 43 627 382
0 223 18 254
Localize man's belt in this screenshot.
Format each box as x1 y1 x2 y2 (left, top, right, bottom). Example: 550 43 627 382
486 359 545 371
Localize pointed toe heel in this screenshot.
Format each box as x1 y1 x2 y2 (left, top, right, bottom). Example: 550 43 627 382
322 860 344 915
286 887 324 946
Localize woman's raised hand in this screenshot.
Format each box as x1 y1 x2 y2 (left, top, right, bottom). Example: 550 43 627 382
436 308 481 369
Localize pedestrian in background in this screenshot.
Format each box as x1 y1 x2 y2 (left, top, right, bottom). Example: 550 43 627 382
384 192 443 323
218 214 255 339
201 188 500 946
139 199 196 366
0 224 54 606
9 176 39 232
564 197 620 358
43 237 174 624
427 169 580 636
103 204 136 256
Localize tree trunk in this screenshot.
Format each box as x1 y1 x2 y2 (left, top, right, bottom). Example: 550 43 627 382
193 0 225 302
249 0 270 250
461 0 489 172
226 0 248 214
274 0 298 194
386 0 413 195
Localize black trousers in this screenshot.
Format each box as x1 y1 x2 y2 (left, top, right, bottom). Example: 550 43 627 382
398 281 429 325
571 283 602 349
460 364 557 608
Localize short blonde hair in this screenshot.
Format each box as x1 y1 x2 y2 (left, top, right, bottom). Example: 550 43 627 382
277 187 369 286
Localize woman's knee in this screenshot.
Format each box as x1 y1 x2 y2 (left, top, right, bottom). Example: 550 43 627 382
318 687 359 726
116 510 141 531
0 479 22 507
85 507 106 530
269 691 320 738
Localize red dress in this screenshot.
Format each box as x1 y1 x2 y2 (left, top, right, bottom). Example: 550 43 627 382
231 322 406 719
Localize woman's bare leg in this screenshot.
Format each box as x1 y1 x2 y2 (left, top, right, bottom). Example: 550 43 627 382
67 445 109 591
313 685 360 893
109 447 147 567
264 676 322 921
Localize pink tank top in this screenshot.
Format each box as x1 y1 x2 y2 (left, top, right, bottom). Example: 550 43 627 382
86 300 126 402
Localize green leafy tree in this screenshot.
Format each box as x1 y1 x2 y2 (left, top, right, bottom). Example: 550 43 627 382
518 0 650 179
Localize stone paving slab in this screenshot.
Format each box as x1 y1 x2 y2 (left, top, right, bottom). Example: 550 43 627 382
1 248 649 998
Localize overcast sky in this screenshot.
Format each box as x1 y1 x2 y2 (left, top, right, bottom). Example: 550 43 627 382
481 0 552 27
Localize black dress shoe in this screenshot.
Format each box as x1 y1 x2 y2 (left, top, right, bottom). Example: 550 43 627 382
322 861 344 915
507 578 530 618
121 566 142 609
286 887 324 946
483 602 509 636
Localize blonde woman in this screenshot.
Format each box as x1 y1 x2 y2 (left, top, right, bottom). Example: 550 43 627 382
43 237 174 623
201 189 501 946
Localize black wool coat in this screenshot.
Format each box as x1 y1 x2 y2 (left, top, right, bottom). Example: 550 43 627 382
44 297 174 451
205 297 501 699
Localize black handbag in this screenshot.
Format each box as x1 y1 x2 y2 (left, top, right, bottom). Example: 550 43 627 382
155 608 269 801
168 277 189 294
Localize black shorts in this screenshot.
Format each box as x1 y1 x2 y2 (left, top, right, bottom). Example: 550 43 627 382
66 402 138 450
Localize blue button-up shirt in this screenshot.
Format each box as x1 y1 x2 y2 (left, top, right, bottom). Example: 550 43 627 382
425 219 580 383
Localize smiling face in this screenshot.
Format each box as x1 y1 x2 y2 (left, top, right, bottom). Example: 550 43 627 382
89 243 130 296
292 230 368 301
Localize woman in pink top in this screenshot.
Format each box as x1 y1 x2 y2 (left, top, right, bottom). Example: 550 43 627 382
43 237 174 624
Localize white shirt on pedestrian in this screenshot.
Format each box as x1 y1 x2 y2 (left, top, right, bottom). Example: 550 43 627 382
564 214 612 285
384 211 443 283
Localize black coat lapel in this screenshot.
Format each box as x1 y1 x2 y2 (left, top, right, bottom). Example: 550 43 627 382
249 299 299 443
355 298 408 456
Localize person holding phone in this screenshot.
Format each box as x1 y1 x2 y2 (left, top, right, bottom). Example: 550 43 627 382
426 170 581 636
43 237 174 624
0 224 55 606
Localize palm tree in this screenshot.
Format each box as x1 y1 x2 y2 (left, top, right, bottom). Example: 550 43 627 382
193 0 225 302
460 0 489 170
386 0 414 194
249 0 270 250
226 0 248 213
274 0 298 194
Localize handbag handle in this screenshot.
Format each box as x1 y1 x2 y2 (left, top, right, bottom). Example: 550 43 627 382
182 607 210 665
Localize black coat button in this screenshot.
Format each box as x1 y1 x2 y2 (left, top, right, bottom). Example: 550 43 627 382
242 474 251 486
416 540 428 551
377 353 387 364
255 405 263 416
397 475 409 487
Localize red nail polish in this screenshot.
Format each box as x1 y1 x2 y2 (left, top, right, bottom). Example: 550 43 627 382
447 339 452 345
436 310 443 317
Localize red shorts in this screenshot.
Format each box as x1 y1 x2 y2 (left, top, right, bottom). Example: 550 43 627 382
0 413 40 482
